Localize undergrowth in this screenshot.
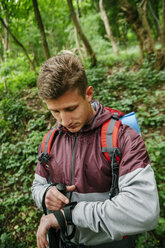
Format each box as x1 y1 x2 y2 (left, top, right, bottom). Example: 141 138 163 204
0 52 165 247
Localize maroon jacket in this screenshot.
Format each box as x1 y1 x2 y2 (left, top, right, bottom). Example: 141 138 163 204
32 101 159 246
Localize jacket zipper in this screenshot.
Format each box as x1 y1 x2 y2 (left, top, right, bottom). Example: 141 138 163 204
69 134 78 201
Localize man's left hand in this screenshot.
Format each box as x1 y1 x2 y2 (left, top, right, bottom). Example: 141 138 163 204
37 213 60 248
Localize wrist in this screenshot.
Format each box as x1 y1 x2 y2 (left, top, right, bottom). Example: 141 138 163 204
49 213 58 228
42 183 58 214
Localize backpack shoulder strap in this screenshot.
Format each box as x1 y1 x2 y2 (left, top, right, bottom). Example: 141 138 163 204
101 113 122 200
38 128 57 171
42 128 57 154
101 112 121 162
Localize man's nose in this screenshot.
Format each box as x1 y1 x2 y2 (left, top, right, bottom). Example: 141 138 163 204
60 112 72 127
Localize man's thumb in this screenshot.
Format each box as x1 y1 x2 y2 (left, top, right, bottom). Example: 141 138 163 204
66 185 76 192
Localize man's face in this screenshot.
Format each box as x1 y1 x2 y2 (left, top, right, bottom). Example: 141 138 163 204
45 87 95 133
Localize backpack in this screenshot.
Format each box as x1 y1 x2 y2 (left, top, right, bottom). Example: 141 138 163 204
38 108 141 200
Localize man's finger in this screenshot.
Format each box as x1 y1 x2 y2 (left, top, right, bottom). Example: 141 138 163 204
46 201 65 210
57 192 69 204
37 233 49 248
66 185 76 192
37 224 49 248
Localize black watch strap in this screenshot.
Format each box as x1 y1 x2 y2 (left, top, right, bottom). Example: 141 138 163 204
63 202 77 225
53 210 66 233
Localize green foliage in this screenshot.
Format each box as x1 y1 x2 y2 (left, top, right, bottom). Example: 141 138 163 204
0 97 32 143
0 52 164 247
146 134 165 210
0 89 48 246
0 1 165 245
0 127 44 247
0 55 37 97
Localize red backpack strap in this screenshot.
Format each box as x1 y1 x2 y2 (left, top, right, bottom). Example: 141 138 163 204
101 113 122 199
38 128 57 171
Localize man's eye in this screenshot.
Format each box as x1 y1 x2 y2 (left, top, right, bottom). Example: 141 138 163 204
67 106 77 112
52 110 59 114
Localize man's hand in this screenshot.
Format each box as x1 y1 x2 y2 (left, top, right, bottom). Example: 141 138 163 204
37 213 60 248
45 185 76 210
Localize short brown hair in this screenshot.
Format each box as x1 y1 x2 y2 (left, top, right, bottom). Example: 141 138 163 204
37 53 88 100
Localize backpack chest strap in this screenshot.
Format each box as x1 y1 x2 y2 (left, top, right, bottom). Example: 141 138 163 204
101 114 122 199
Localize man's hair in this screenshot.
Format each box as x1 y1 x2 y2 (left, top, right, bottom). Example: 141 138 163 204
37 53 88 100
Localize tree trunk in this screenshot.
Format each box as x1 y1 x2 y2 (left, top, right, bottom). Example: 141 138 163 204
120 0 165 69
161 0 165 50
120 0 155 56
0 30 6 60
32 0 51 60
0 3 9 61
67 0 96 66
99 0 119 55
153 0 165 70
148 0 160 38
74 27 83 62
139 40 144 62
0 17 35 70
75 0 84 62
0 54 2 62
137 0 156 53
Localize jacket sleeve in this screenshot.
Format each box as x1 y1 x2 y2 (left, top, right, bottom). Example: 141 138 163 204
72 125 160 240
31 143 51 211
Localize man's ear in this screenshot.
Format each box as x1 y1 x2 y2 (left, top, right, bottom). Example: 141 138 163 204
85 86 94 102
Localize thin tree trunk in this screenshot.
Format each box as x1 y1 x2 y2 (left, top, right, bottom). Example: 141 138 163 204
75 0 84 62
139 40 144 62
4 15 9 61
120 0 155 56
74 28 84 62
161 0 165 50
0 17 35 70
32 0 50 60
120 0 165 69
138 0 156 53
99 0 119 55
3 79 7 91
67 0 96 66
148 0 160 38
0 30 6 60
0 2 9 61
0 54 2 62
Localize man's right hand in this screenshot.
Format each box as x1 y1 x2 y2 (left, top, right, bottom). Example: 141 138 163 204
45 185 76 211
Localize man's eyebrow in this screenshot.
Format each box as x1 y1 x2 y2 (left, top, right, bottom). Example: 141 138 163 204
65 104 78 109
47 107 58 111
49 104 78 112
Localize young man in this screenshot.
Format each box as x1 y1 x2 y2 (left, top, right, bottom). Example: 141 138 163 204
32 53 159 248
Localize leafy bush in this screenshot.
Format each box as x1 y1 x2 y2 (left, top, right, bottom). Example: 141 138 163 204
0 96 32 143
0 130 45 247
0 54 37 98
0 52 164 247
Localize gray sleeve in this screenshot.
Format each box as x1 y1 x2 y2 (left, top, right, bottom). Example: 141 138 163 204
72 164 160 240
31 173 51 211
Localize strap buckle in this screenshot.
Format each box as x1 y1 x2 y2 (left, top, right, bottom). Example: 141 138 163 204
113 147 121 158
38 152 51 169
109 148 121 200
112 112 119 120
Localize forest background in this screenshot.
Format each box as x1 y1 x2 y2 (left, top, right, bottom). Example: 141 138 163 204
0 0 165 247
